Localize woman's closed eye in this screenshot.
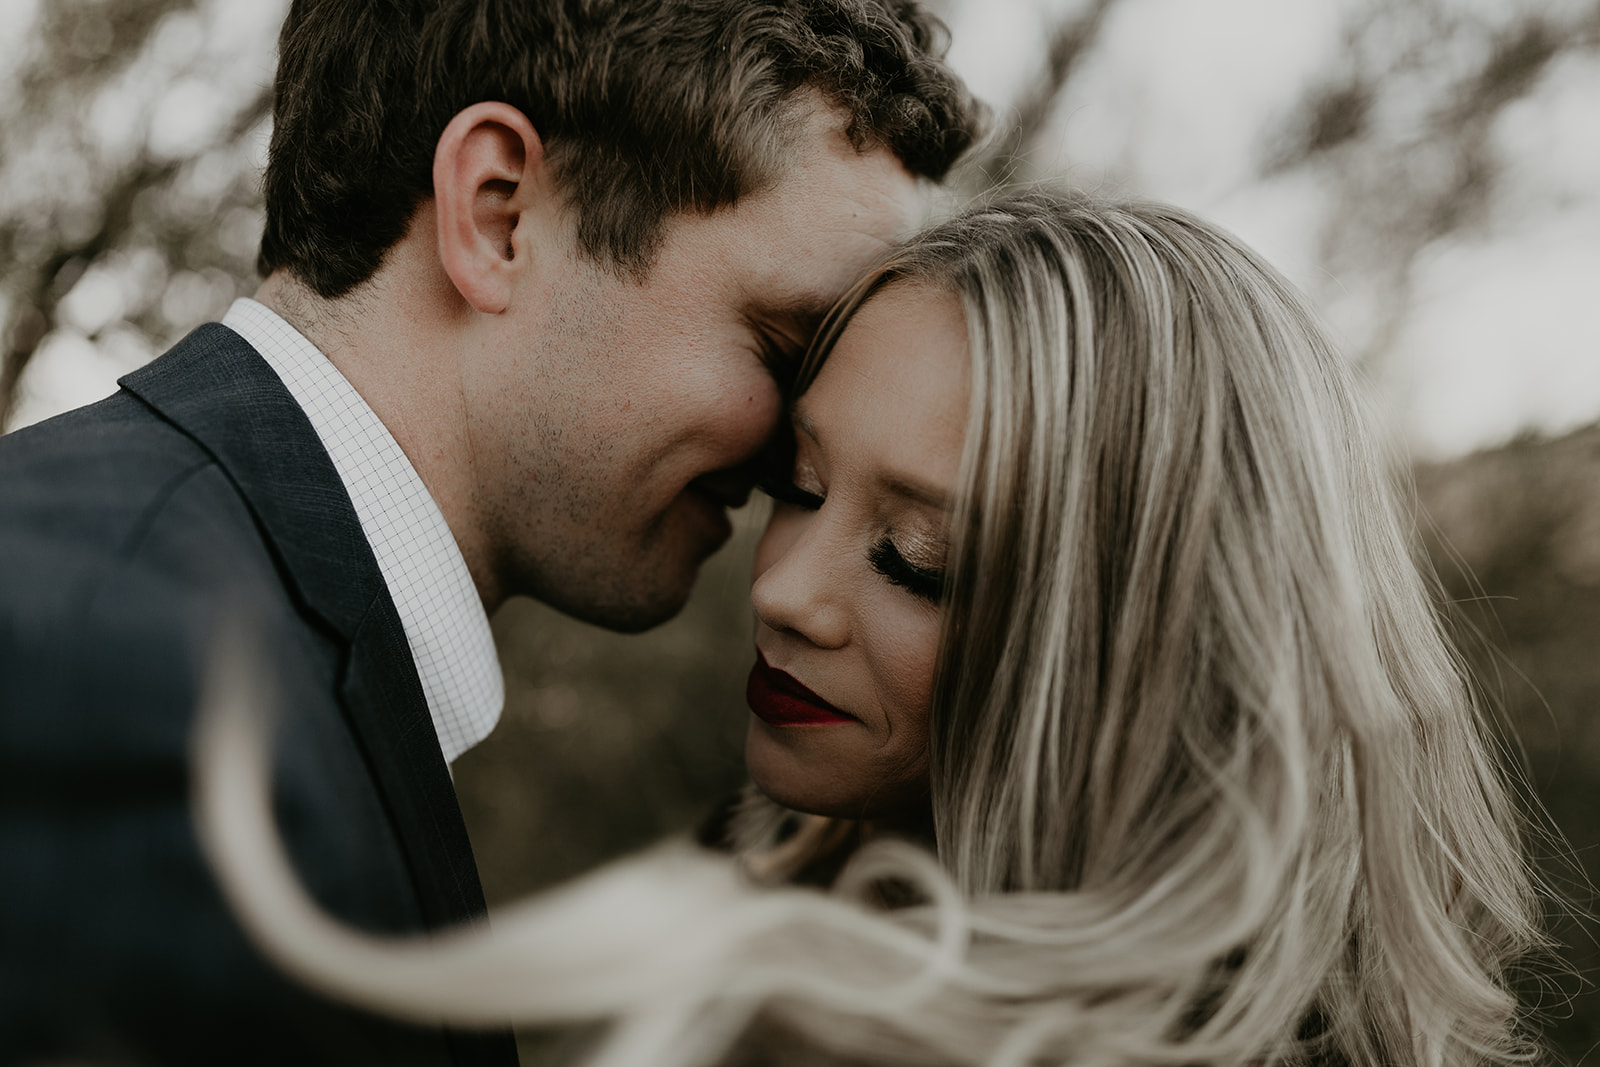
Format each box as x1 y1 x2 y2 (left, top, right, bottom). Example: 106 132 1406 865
869 536 945 603
755 442 946 604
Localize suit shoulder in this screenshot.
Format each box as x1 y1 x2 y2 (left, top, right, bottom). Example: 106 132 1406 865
0 389 287 630
1 388 223 557
0 387 212 486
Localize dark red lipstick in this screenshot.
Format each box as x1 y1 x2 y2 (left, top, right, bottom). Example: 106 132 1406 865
746 652 856 726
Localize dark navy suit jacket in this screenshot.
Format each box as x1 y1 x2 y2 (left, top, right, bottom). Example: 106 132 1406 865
0 324 519 1066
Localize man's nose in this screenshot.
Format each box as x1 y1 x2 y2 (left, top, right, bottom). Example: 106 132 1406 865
688 467 756 510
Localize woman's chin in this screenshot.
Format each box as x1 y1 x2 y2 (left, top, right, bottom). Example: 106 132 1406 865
744 723 929 822
746 725 868 818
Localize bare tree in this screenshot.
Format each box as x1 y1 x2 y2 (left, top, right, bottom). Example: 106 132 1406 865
0 0 273 425
1263 0 1600 370
953 0 1122 194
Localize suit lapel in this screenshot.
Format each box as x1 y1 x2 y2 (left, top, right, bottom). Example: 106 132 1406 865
342 599 490 927
121 323 490 931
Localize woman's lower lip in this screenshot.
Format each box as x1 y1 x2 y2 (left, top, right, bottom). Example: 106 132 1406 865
746 653 855 726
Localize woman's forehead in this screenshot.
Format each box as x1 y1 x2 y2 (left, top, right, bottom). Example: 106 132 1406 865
794 286 968 507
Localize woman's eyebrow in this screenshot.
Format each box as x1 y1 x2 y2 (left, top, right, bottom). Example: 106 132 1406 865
793 406 949 510
880 473 949 511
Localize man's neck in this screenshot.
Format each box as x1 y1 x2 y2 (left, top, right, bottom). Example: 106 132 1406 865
252 269 503 610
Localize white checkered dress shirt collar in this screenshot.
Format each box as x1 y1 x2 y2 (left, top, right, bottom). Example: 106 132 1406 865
222 297 503 764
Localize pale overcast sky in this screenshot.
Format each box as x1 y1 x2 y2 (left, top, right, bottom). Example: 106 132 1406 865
5 0 1597 460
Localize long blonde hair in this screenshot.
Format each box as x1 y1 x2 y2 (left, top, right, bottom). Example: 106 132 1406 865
197 189 1542 1066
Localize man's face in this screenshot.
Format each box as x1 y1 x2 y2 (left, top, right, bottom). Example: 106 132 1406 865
466 104 921 630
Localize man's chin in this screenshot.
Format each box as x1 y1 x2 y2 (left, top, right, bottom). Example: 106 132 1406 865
509 503 732 632
571 596 688 635
519 552 701 634
589 501 737 631
528 580 690 634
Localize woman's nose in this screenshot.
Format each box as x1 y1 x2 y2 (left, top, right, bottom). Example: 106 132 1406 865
750 511 851 649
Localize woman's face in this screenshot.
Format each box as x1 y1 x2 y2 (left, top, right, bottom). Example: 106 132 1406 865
745 284 969 818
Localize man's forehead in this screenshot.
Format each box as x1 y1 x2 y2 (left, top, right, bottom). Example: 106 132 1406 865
744 147 921 307
794 153 924 238
763 96 925 229
640 98 923 330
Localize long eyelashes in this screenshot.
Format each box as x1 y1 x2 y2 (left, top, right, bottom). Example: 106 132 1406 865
868 538 945 603
758 458 946 605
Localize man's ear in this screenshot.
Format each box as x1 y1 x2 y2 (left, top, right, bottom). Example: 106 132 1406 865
433 102 546 314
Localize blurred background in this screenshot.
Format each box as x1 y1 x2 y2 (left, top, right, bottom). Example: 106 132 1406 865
1 0 1597 1057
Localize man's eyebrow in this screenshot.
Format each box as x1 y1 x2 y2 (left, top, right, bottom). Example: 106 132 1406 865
773 289 838 318
751 296 835 388
759 293 836 340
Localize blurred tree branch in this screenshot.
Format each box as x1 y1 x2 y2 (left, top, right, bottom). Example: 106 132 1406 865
1 157 179 424
0 0 272 426
5 0 1597 423
955 0 1121 194
1263 0 1600 370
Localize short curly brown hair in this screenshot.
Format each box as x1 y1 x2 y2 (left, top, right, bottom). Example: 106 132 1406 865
258 0 984 297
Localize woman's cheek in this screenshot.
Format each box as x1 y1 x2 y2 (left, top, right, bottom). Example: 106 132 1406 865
869 595 942 739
